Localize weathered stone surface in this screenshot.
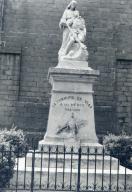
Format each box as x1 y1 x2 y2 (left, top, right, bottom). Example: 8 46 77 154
39 65 99 147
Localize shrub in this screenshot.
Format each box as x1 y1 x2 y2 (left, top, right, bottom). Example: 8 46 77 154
0 143 15 188
0 125 29 188
103 132 132 169
0 125 28 157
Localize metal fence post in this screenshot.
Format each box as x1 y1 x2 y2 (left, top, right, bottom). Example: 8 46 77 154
31 148 35 192
76 147 81 192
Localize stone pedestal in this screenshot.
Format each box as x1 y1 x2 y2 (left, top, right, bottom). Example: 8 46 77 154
39 61 100 147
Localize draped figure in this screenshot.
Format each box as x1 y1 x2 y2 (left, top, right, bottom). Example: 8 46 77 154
58 0 88 62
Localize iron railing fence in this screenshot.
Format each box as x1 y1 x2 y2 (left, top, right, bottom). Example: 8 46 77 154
0 145 132 192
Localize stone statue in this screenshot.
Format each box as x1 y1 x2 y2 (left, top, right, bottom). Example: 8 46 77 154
58 0 88 62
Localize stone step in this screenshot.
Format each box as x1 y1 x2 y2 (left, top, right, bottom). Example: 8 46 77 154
38 143 103 152
25 153 118 170
9 157 132 192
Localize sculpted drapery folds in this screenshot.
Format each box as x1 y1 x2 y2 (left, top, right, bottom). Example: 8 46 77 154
58 0 88 62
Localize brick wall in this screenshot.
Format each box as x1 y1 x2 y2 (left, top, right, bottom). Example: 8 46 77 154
0 0 132 140
0 50 20 126
115 59 132 134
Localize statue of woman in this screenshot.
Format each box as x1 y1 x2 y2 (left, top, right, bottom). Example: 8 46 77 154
58 0 88 62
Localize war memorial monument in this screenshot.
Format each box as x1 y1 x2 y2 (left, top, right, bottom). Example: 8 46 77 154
9 1 132 191
39 0 100 148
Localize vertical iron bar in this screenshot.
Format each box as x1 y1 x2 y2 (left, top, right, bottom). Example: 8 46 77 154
94 148 97 191
117 153 120 192
47 146 51 189
55 146 58 190
62 145 66 189
24 146 27 190
124 166 127 192
109 154 112 191
39 146 43 189
31 138 34 149
31 147 35 192
70 146 73 190
15 147 19 192
101 147 105 191
8 145 12 189
76 147 81 192
86 147 89 190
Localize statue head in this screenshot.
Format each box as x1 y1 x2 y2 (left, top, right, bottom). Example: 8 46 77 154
67 0 77 10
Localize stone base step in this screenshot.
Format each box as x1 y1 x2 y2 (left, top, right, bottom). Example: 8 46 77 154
38 142 103 152
26 152 118 170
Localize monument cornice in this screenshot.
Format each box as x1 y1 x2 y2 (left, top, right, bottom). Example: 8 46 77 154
48 67 100 77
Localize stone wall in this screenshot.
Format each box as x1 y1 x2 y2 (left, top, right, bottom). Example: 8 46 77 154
115 59 132 134
0 51 20 125
0 0 132 140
